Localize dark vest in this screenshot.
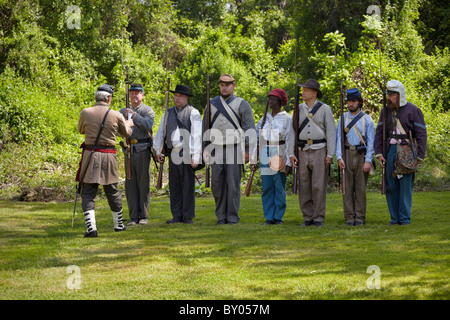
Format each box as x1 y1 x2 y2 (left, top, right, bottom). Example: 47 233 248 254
165 105 194 149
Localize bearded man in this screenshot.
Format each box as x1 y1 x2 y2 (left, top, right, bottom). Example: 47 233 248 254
374 80 427 225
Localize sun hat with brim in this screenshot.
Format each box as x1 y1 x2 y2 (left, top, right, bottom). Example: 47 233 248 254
299 79 323 99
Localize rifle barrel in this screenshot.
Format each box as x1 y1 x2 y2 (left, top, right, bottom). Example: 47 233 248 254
292 78 300 194
244 85 272 197
381 76 387 195
205 75 211 188
339 80 346 195
157 77 171 189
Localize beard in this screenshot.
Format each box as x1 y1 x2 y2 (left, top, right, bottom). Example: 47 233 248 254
348 105 359 113
221 93 231 99
387 99 399 110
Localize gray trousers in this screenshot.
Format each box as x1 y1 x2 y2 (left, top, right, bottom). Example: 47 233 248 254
125 149 151 222
211 144 242 223
298 147 328 223
81 183 122 212
168 152 196 220
342 149 369 223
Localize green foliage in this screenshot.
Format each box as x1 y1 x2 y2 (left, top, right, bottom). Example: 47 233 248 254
174 23 275 113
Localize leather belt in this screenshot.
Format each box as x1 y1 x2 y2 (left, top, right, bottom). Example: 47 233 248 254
267 140 285 146
130 138 151 144
298 139 326 145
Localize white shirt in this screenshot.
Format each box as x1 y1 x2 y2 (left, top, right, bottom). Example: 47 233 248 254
153 108 202 163
256 111 292 166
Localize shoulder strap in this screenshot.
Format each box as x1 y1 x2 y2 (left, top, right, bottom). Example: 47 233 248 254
396 118 410 144
298 102 323 134
94 108 111 146
210 96 240 130
344 111 364 134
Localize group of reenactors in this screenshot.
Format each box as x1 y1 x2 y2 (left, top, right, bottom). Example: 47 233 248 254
76 74 427 238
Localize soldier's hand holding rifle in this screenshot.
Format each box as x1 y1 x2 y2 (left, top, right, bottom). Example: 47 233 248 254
325 156 332 169
289 156 298 169
157 154 165 164
125 109 134 127
377 155 386 169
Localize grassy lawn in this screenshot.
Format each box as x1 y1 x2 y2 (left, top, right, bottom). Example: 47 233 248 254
0 191 449 300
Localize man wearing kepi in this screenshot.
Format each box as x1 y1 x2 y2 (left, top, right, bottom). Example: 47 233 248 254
119 84 155 226
256 88 292 225
202 74 257 225
335 88 375 226
153 84 202 224
374 80 427 225
288 79 336 227
77 84 133 237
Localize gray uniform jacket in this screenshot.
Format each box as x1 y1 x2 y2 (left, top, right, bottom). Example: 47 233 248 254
202 94 257 160
287 100 336 158
120 103 155 153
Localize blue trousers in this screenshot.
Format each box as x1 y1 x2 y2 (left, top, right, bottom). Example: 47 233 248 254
385 144 414 224
261 170 287 222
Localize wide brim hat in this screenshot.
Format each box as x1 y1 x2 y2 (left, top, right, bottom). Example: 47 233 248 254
268 88 288 106
170 84 193 97
299 78 323 99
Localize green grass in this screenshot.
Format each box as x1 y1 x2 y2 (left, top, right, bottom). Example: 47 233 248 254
0 191 449 300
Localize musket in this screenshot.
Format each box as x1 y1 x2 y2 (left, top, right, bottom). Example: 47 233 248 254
381 76 387 195
156 76 170 189
334 45 345 194
244 85 272 197
204 75 211 188
292 78 300 194
339 79 346 194
124 65 132 180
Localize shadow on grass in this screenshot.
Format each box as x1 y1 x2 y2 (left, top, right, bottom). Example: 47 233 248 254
1 192 449 299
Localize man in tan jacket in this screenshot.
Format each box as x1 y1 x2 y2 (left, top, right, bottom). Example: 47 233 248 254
77 84 133 237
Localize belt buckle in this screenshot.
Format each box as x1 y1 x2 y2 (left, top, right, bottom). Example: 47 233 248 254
307 139 313 145
130 139 138 144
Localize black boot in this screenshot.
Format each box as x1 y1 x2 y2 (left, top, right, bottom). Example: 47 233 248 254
84 230 98 238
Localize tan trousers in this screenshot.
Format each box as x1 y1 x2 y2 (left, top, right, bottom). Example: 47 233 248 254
298 147 328 223
342 149 368 223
